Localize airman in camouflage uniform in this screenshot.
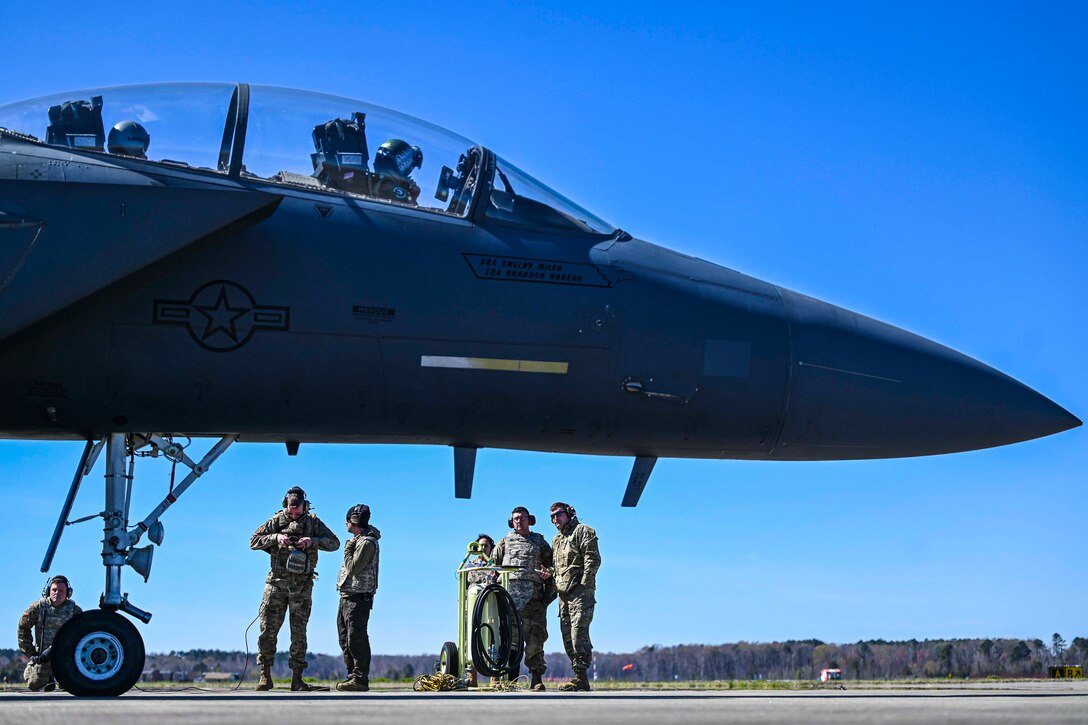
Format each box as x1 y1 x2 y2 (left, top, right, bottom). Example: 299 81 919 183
550 502 600 691
335 504 380 692
17 575 82 691
250 486 339 691
466 534 498 586
494 507 553 691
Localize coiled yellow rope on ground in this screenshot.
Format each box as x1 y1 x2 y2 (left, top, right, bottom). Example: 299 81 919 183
412 673 532 692
413 673 465 692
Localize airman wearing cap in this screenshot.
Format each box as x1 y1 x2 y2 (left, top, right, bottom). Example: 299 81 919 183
335 504 380 692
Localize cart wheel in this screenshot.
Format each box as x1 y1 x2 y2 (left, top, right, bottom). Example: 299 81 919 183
50 610 145 697
439 641 459 677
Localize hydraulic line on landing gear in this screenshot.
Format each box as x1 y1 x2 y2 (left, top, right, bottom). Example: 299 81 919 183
470 584 524 679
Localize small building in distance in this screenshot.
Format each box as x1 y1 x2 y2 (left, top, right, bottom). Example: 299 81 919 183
140 669 193 683
820 668 842 682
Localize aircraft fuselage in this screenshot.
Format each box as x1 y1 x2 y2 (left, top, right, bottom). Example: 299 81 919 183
0 86 1078 462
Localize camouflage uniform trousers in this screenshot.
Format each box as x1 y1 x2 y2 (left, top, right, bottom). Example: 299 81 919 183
558 585 595 673
518 597 549 675
337 593 373 680
23 662 54 691
257 573 314 671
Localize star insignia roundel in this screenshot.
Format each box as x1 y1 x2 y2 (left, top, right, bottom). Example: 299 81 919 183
152 281 290 352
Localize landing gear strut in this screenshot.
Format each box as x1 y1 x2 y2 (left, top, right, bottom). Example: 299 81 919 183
45 432 236 696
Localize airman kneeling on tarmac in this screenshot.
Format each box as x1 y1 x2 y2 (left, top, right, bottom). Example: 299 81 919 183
17 575 82 692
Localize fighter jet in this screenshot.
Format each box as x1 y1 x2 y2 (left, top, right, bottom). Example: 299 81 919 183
0 83 1078 695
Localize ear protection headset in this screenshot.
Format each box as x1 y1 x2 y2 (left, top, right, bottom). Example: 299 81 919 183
282 486 310 512
43 575 73 598
346 504 371 528
549 502 576 519
508 506 535 529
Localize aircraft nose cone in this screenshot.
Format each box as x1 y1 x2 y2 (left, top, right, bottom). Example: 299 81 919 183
773 290 1080 459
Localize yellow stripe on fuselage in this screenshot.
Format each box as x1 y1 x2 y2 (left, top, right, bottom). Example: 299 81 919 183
420 355 568 374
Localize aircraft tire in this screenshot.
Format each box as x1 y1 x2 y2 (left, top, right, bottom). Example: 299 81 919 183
439 641 458 677
50 609 145 697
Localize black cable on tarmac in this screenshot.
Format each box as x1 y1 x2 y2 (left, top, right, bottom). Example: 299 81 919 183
133 612 259 693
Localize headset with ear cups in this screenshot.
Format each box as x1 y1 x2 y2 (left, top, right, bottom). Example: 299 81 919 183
507 506 536 529
42 575 73 598
282 486 310 512
549 502 576 519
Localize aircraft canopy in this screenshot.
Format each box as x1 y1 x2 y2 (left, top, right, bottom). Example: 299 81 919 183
0 82 614 235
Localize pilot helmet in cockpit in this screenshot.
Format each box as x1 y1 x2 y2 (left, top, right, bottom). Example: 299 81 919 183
107 120 150 159
374 139 422 180
373 139 423 204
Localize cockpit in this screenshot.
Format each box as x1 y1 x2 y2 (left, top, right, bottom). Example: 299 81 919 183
0 82 615 236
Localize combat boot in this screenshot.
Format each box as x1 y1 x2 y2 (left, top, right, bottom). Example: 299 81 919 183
335 676 369 692
291 668 330 692
255 665 273 691
530 672 545 691
558 670 591 691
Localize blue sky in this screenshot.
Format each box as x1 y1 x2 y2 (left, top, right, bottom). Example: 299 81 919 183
2 2 1085 657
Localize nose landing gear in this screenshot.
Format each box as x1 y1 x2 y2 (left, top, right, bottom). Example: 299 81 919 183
44 432 237 696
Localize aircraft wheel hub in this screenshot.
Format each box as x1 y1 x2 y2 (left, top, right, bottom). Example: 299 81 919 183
75 632 125 680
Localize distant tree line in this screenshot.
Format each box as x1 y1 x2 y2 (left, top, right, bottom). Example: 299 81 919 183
135 650 437 682
2 634 1085 684
0 648 434 684
558 635 1088 681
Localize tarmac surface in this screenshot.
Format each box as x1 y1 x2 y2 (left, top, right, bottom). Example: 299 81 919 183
1 680 1085 724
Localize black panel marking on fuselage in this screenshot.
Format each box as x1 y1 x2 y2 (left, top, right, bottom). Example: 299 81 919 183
152 280 290 353
352 305 396 323
28 380 69 399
